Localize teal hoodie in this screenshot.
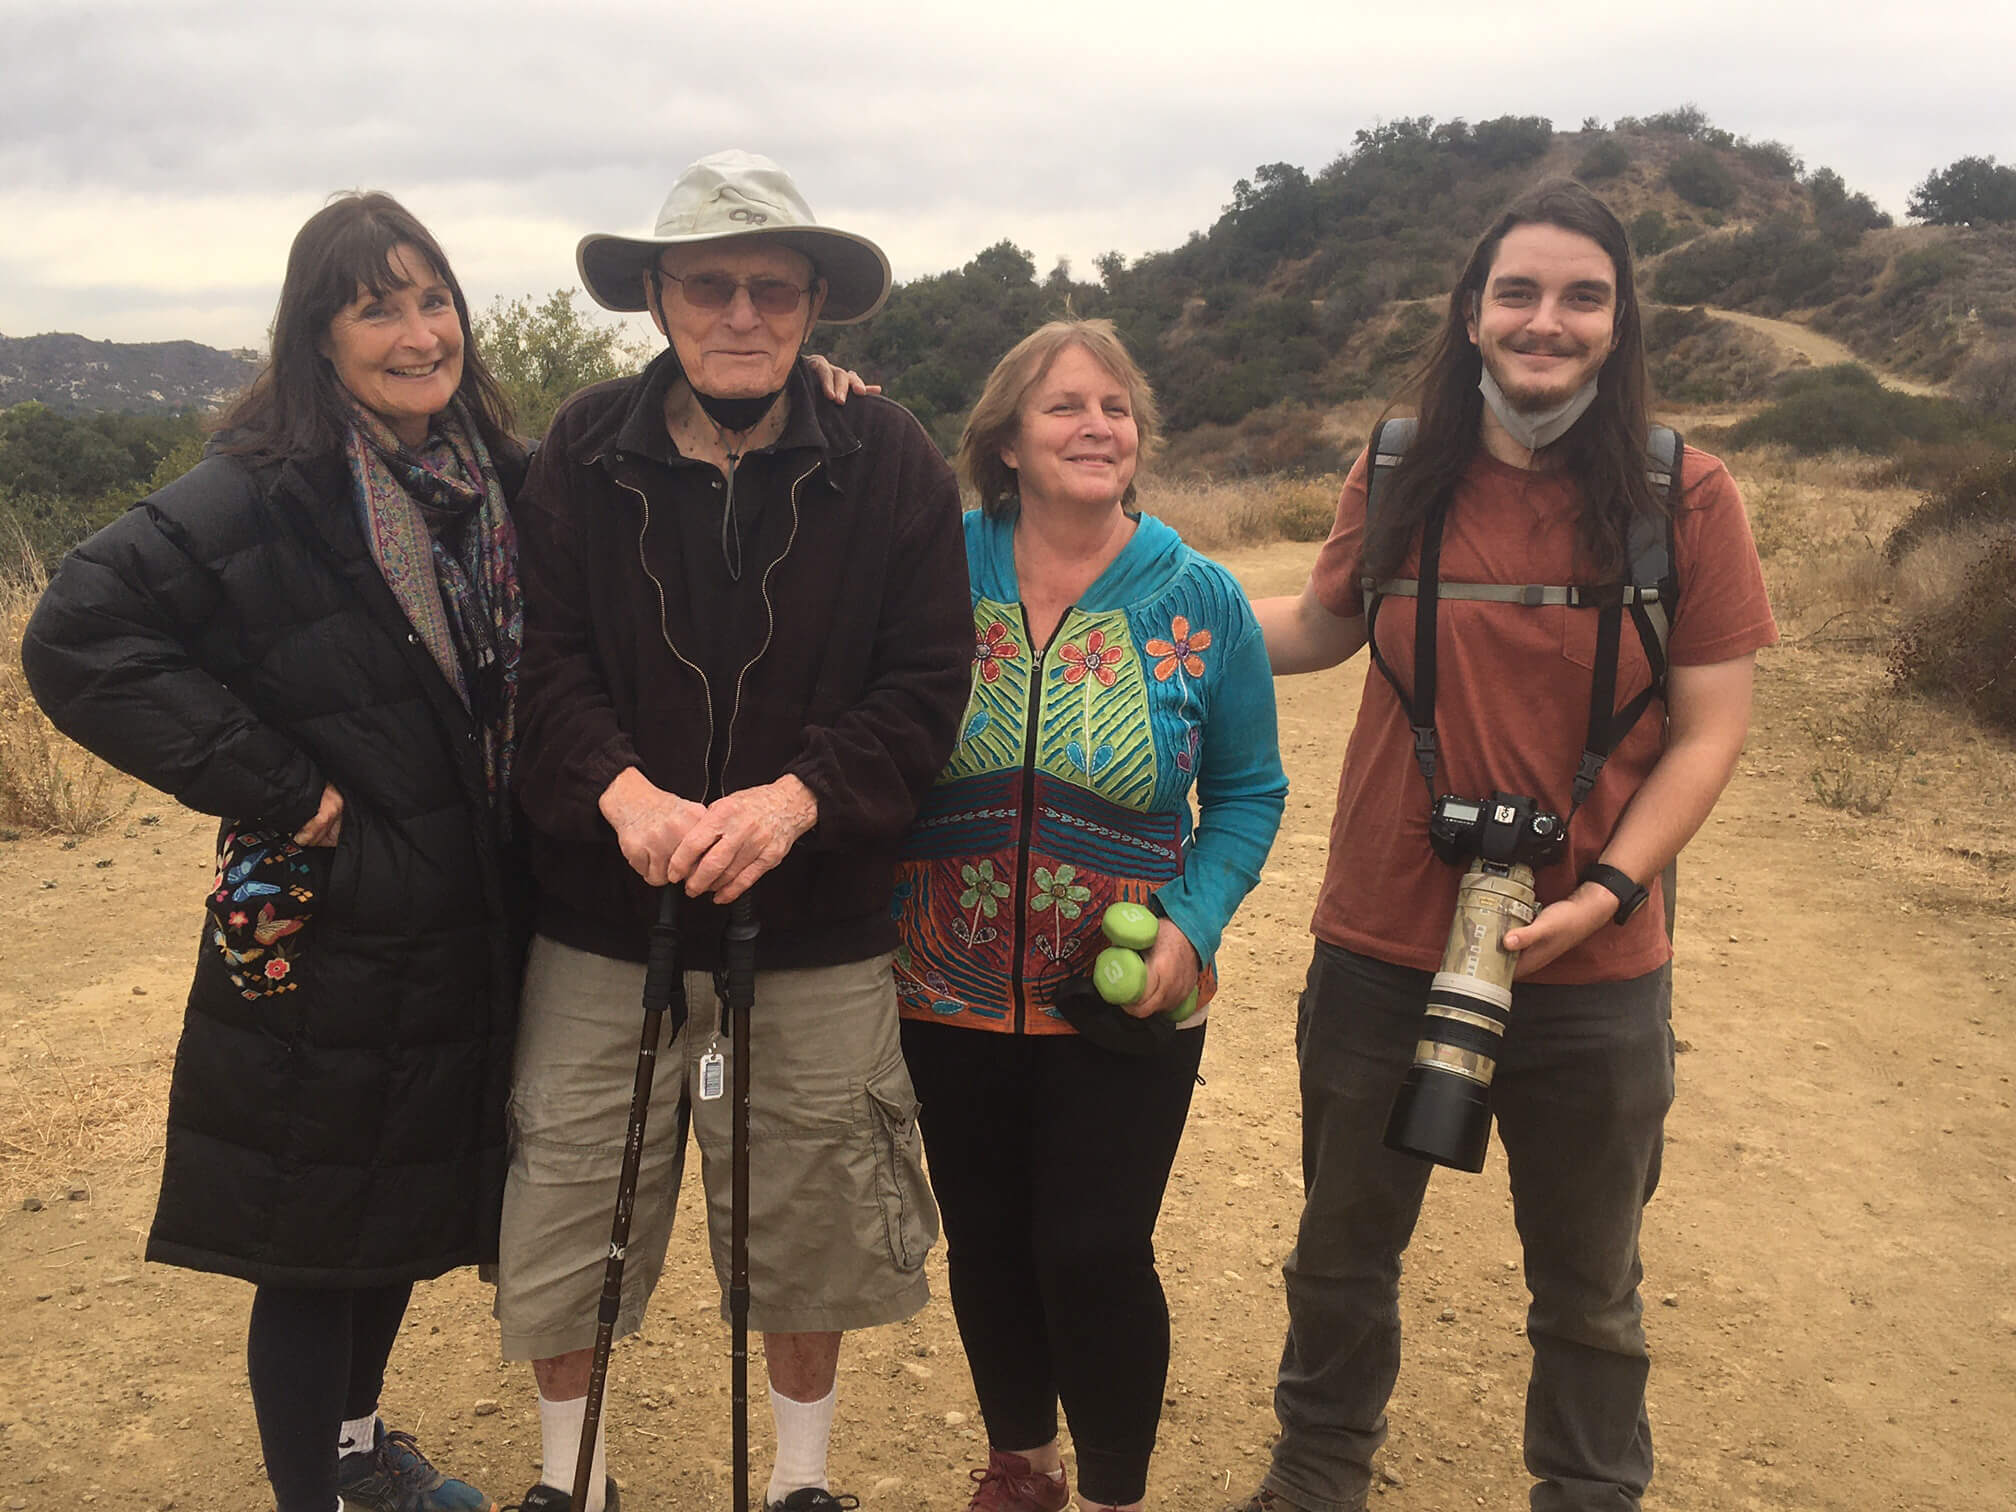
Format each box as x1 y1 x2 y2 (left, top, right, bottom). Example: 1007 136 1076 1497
895 509 1287 1033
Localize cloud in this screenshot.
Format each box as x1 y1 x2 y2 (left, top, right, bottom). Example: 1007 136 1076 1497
5 0 2012 344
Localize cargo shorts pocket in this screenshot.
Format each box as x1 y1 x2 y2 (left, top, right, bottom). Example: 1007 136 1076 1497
866 1067 938 1274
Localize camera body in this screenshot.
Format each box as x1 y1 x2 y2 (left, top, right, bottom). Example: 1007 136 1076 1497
1428 792 1566 870
1385 792 1566 1172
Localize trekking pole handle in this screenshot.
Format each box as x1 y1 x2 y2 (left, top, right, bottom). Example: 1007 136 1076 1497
645 884 687 1035
725 896 758 1015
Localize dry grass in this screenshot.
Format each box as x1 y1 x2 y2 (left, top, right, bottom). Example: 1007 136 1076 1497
1137 473 1342 553
1805 691 1908 814
1892 521 2016 621
0 547 132 837
1727 446 1921 644
0 1025 171 1200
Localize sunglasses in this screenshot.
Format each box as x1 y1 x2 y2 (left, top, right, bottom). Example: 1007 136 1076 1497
658 270 814 316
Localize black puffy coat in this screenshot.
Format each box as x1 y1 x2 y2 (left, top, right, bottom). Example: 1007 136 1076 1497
21 447 528 1287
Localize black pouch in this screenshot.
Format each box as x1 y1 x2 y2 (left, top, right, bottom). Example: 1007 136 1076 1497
1052 974 1178 1058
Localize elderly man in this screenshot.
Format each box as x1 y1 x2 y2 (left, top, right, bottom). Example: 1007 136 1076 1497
496 151 971 1512
1234 179 1777 1512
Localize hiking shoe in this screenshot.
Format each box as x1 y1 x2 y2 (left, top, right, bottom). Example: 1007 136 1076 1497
501 1479 620 1512
337 1422 497 1512
966 1448 1070 1512
764 1491 860 1511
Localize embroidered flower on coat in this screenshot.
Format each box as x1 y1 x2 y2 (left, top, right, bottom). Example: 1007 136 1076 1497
1144 616 1212 682
958 860 1012 920
1056 630 1124 687
264 958 291 981
1029 863 1093 960
973 620 1021 684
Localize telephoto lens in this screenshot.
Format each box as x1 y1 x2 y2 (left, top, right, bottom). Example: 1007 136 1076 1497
1383 859 1538 1171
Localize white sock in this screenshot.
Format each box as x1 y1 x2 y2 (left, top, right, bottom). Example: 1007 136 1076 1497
337 1413 377 1459
537 1393 608 1512
766 1384 836 1504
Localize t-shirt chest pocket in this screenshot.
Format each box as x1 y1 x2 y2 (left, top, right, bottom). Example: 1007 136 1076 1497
1557 603 1654 699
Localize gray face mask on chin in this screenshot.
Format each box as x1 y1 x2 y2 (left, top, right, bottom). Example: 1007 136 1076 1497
1478 364 1599 452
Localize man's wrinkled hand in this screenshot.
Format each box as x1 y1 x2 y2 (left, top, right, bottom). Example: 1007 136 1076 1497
599 767 708 887
671 775 819 903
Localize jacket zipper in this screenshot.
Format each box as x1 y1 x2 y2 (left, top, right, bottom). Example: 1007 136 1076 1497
1008 605 1067 1033
623 475 718 792
719 457 816 790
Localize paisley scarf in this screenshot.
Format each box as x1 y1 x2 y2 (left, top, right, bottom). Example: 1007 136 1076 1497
344 397 522 827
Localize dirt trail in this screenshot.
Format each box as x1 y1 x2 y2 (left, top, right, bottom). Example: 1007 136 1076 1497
1698 308 1947 397
1 540 2012 1512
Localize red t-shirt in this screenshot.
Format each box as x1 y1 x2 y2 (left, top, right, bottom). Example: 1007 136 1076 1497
1308 443 1778 984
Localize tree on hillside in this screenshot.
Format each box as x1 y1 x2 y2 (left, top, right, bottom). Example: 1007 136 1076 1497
473 289 651 441
1908 156 2016 226
1 403 170 499
818 241 1113 450
1805 167 1892 241
1217 162 1318 273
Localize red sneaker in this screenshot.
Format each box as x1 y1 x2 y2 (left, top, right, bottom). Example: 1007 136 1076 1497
965 1449 1070 1512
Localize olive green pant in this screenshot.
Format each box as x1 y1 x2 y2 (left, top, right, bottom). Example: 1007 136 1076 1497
1264 942 1675 1512
495 937 937 1358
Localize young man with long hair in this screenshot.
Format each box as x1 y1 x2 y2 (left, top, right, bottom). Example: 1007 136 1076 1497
1234 179 1777 1512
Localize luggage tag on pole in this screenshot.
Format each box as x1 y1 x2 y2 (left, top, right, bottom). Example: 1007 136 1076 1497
699 970 733 1101
699 1041 726 1102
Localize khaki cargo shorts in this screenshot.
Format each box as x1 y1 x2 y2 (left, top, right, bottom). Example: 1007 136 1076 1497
494 936 937 1358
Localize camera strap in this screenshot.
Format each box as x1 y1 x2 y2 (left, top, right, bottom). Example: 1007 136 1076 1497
1365 502 1672 817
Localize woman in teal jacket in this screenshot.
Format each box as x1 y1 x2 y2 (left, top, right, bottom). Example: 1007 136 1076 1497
896 319 1287 1512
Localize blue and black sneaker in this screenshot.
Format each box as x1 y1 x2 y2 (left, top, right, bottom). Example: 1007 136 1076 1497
337 1421 497 1512
502 1479 621 1512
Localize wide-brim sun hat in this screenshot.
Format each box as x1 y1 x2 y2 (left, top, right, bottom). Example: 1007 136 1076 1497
577 149 892 324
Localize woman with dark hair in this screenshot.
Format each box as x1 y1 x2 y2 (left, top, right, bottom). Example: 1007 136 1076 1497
22 191 528 1512
894 318 1286 1511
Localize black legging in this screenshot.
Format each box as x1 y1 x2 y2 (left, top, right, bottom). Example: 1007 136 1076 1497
247 1281 413 1512
901 1019 1204 1507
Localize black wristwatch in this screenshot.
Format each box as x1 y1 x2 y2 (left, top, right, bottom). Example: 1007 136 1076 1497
1580 862 1649 926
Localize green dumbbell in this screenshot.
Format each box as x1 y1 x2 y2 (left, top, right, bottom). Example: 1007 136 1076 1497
1094 904 1201 1022
1101 902 1159 951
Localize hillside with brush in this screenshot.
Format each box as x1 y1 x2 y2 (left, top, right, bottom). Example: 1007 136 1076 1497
822 108 2016 469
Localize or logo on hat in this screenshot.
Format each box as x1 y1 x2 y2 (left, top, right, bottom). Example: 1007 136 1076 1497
729 208 769 225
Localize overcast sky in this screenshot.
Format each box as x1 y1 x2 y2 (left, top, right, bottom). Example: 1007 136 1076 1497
1 0 2006 351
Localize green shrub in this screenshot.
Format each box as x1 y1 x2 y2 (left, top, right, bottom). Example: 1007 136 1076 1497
1652 219 1826 306
1631 209 1683 258
1668 147 1738 210
1723 364 2007 455
1890 533 2016 735
1739 139 1803 180
1885 245 1965 304
1577 137 1629 182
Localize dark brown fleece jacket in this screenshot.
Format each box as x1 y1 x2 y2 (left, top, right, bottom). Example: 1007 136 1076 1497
512 352 972 970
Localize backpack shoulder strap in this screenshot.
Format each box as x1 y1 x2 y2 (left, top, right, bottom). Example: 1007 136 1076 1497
1364 418 1415 529
1625 426 1683 663
1361 416 1415 604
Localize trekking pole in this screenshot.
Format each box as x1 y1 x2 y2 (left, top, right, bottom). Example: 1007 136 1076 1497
573 886 686 1511
725 896 760 1512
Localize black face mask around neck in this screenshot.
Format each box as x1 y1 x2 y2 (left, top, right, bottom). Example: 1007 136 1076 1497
692 386 784 435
